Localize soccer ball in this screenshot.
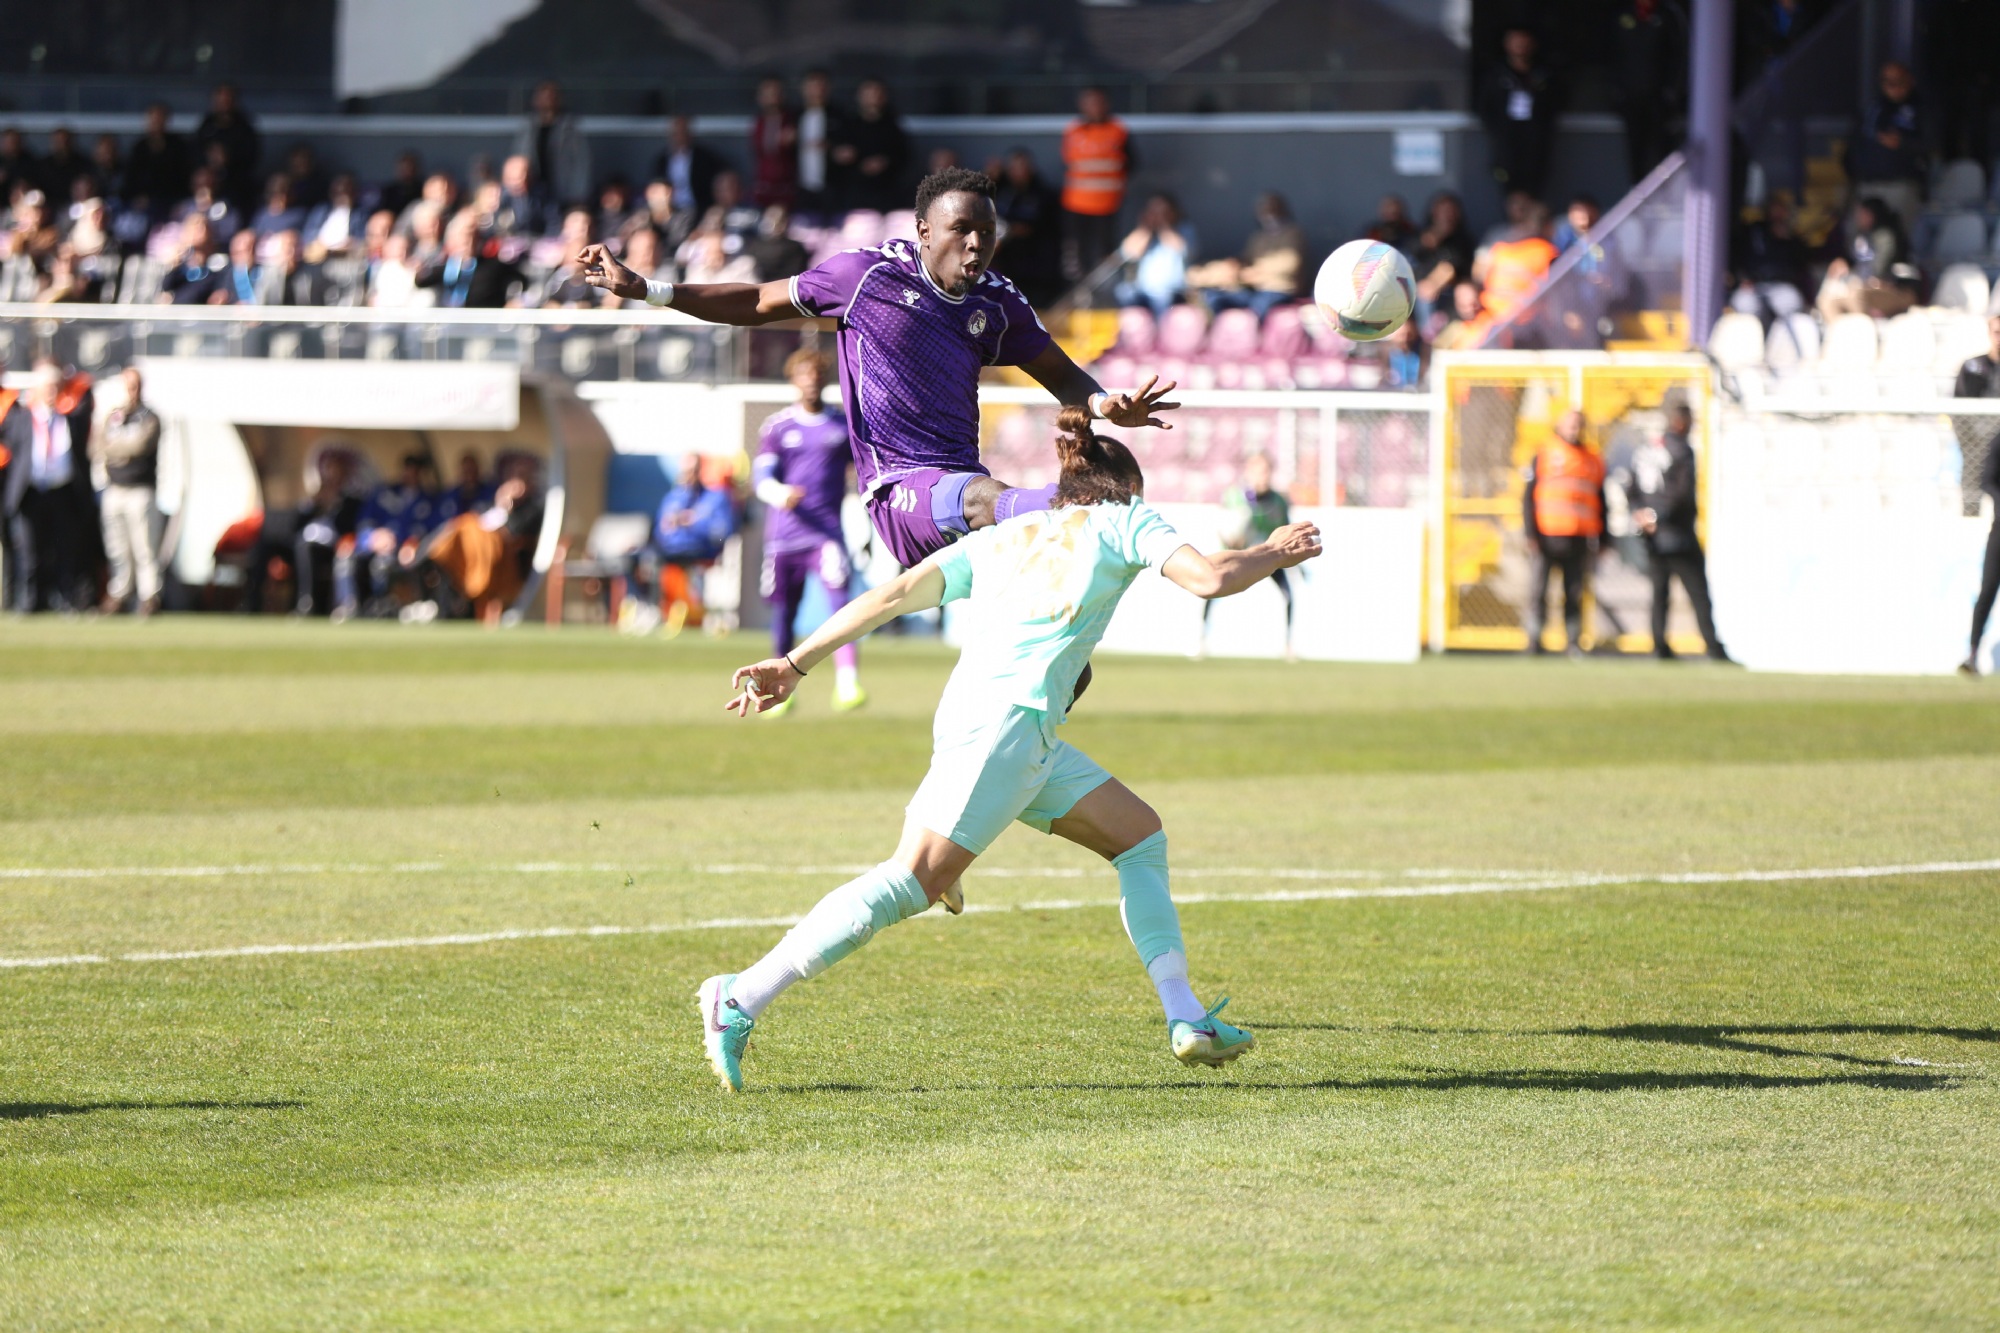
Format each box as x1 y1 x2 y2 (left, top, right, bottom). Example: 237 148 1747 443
1314 239 1415 342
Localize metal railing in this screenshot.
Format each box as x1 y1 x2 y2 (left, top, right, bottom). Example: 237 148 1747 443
0 69 1469 120
0 302 762 386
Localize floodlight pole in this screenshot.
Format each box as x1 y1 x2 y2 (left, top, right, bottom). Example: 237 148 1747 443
1683 0 1735 346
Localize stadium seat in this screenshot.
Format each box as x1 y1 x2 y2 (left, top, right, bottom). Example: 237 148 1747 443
1298 303 1350 356
1932 159 1987 210
1259 304 1308 359
1932 264 1992 314
1259 356 1297 389
1878 311 1936 372
1112 306 1157 355
116 256 166 304
1096 354 1137 387
1822 313 1881 372
1936 312 1994 377
1707 311 1766 372
1206 308 1261 361
1764 311 1820 377
1157 305 1209 358
1929 212 1990 265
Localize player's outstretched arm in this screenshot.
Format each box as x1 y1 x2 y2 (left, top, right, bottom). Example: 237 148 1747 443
576 245 802 326
727 561 950 716
1021 342 1180 430
1161 522 1322 600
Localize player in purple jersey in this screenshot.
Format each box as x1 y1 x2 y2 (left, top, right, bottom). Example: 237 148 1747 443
754 348 865 716
576 167 1177 570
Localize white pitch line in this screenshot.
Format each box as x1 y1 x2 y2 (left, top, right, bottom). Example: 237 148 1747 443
0 861 1556 883
1 857 1995 973
0 862 626 881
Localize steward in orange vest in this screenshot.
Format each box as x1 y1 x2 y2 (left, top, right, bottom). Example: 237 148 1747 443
1529 433 1606 538
1062 117 1130 217
1060 87 1134 278
1522 409 1606 653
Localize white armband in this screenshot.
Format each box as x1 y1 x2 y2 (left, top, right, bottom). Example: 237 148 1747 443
643 278 676 307
1086 391 1111 420
754 477 793 507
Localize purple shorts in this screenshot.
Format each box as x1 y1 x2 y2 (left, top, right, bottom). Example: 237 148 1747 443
864 468 983 568
761 539 852 606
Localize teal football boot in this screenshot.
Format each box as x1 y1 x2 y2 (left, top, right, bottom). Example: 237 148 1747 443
1169 997 1256 1068
696 974 755 1092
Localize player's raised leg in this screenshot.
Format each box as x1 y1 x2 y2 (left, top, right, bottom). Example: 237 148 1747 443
1045 771 1255 1068
697 825 969 1091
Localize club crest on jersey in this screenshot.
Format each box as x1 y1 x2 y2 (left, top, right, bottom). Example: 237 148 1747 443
966 310 987 336
900 288 922 307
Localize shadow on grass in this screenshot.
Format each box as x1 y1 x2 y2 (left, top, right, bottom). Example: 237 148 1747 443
759 1069 1959 1095
1257 1021 1997 1069
0 1099 303 1120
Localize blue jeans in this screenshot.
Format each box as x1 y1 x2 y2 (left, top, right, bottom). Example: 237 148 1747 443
1113 280 1181 322
1203 287 1290 320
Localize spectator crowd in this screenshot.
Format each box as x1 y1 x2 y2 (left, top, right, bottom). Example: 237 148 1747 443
1 75 979 314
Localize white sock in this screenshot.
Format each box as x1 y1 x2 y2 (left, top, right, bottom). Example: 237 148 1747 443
835 663 860 692
1146 950 1207 1024
729 952 801 1020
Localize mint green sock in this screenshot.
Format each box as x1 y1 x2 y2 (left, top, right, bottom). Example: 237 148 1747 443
778 861 931 979
1113 830 1182 966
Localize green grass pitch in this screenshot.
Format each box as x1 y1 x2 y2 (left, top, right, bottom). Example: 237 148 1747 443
1 618 1996 1329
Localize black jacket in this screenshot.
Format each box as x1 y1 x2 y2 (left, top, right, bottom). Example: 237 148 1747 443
415 253 524 309
3 387 96 516
122 133 193 210
995 172 1064 298
195 110 262 208
832 112 911 213
654 143 727 214
1959 354 2000 498
160 252 228 304
1629 430 1701 554
1848 92 1929 184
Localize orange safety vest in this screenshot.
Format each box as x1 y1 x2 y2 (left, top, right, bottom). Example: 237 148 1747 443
1481 235 1558 320
1061 119 1129 216
1533 439 1606 538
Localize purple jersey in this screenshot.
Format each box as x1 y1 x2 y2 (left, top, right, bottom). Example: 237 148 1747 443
754 405 851 553
788 241 1052 497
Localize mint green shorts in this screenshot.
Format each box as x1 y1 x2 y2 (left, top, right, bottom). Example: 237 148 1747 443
906 705 1113 855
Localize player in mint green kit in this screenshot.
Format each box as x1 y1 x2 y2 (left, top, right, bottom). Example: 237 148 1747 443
698 405 1323 1092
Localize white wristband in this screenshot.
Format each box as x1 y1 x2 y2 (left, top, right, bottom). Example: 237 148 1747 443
643 278 676 307
1087 391 1110 420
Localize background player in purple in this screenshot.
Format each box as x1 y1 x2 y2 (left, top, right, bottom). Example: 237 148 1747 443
576 166 1178 569
754 348 865 716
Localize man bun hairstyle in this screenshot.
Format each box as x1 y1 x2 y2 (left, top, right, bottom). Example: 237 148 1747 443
914 166 995 221
1053 404 1144 508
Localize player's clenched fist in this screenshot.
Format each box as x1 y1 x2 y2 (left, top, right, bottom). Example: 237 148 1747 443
727 659 802 716
1266 522 1323 566
576 244 645 300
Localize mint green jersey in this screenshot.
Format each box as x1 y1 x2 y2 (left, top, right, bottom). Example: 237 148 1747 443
930 499 1189 724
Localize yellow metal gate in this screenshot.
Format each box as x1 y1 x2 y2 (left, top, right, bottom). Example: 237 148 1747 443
1430 352 1713 653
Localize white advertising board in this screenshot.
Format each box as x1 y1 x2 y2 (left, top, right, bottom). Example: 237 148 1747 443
1097 504 1424 663
1710 508 1991 676
944 504 1424 664
135 359 520 432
